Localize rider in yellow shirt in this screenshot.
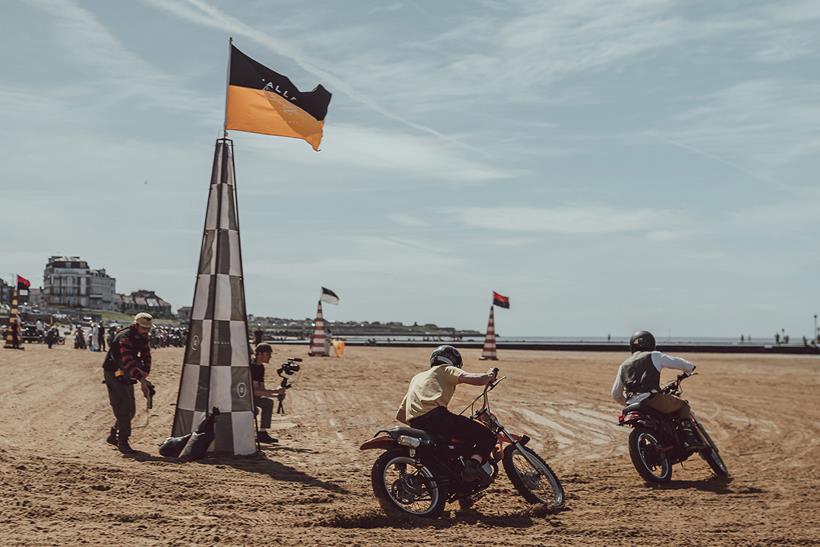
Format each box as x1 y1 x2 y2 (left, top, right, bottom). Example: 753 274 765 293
396 345 497 482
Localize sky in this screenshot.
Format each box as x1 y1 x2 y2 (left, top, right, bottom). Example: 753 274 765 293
1 0 819 339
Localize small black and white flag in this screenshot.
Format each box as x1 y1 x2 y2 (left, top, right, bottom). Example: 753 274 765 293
320 286 340 305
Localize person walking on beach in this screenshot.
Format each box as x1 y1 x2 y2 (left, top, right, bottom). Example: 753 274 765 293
90 322 99 352
102 313 154 455
75 326 86 349
45 326 57 349
611 330 700 447
396 345 498 482
250 344 287 444
10 322 21 349
97 322 106 352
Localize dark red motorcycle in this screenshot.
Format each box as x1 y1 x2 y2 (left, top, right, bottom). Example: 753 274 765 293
360 375 565 518
618 372 729 483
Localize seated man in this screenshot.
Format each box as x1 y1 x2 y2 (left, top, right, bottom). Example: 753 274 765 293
250 344 287 444
396 345 497 482
611 330 700 446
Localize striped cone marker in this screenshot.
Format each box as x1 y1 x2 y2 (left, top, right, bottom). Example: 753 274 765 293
480 306 498 360
3 289 20 349
309 300 329 357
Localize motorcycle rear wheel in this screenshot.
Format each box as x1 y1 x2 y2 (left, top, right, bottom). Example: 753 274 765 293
502 444 565 509
628 427 672 483
370 449 447 519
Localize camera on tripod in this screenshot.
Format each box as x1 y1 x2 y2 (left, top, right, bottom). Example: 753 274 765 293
275 357 302 414
277 357 302 378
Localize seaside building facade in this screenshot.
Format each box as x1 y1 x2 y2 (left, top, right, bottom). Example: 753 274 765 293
116 290 173 318
0 278 11 306
43 256 91 308
177 306 192 322
43 256 117 310
88 269 116 311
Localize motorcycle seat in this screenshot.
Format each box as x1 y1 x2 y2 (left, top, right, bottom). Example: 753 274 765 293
622 402 645 414
386 426 436 443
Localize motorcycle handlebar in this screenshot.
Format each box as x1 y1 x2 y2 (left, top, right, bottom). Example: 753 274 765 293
661 371 697 393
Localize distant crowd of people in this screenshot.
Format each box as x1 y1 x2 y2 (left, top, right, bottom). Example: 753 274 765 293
73 322 187 351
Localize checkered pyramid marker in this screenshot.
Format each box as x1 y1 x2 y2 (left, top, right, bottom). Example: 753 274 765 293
480 306 498 360
171 138 256 455
3 289 19 349
308 300 329 357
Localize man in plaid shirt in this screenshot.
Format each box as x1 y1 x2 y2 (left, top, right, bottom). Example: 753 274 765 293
102 313 154 455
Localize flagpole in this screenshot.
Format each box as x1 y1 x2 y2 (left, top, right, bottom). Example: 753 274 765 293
223 36 233 139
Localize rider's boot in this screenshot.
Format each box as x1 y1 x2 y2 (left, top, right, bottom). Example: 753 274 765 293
105 427 118 446
679 421 704 449
117 438 135 455
460 458 492 483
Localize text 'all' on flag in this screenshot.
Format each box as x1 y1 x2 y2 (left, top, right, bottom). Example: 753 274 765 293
493 291 510 309
226 44 332 151
321 287 340 305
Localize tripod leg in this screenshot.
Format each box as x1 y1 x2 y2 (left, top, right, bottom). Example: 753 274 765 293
276 399 284 414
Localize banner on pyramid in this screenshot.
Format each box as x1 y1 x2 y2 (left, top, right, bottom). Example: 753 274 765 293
320 286 340 305
492 291 509 309
16 274 31 291
226 42 332 151
171 139 257 455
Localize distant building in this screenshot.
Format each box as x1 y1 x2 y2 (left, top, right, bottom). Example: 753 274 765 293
43 256 91 308
43 256 117 310
116 290 173 318
177 306 192 322
27 287 44 308
88 269 116 311
0 278 11 305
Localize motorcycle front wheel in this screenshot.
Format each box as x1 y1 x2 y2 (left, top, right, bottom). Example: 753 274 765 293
502 444 565 509
370 449 448 518
695 423 730 479
628 427 672 483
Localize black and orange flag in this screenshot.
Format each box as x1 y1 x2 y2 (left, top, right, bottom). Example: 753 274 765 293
225 43 332 151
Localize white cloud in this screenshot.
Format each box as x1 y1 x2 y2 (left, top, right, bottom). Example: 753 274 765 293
658 78 820 173
29 0 212 114
236 122 518 185
446 205 684 235
730 188 820 230
388 213 430 228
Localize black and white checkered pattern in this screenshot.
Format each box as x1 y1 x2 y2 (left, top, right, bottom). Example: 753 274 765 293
171 139 256 455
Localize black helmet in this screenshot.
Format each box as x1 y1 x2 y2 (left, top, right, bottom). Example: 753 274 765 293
629 330 656 353
430 345 463 368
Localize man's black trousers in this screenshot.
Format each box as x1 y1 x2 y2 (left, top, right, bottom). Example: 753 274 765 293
409 406 495 461
103 369 136 441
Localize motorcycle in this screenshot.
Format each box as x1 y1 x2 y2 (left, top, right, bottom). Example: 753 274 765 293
360 374 565 518
617 372 729 483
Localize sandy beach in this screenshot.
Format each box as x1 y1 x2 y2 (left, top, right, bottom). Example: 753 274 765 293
1 343 818 546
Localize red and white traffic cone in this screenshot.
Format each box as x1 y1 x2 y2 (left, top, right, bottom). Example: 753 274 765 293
308 300 329 357
480 306 498 360
3 289 20 350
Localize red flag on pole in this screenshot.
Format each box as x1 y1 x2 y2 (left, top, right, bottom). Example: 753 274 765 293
16 275 31 290
492 291 509 309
